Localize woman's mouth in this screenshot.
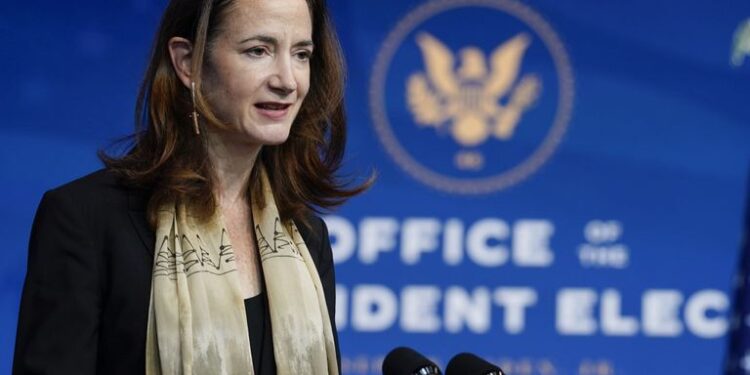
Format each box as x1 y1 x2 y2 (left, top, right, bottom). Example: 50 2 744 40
255 102 292 120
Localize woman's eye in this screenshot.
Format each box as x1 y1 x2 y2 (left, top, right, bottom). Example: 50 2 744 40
295 50 312 61
246 47 267 57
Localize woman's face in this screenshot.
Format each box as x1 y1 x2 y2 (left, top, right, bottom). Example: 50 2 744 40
202 0 313 146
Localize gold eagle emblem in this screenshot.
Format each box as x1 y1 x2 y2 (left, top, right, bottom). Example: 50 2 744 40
407 32 541 147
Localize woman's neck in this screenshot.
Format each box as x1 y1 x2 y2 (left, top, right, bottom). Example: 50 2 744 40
205 129 262 208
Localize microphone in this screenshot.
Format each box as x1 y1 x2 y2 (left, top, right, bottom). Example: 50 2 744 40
445 353 504 375
382 347 442 375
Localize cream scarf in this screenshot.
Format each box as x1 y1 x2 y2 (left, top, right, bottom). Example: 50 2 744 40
145 167 339 375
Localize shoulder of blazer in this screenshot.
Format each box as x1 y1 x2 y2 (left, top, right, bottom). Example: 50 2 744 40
41 168 138 230
47 168 136 205
45 168 154 257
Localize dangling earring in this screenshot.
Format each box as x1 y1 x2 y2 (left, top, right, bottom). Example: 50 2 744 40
189 81 200 135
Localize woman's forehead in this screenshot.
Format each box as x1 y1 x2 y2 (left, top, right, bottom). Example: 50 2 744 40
219 0 312 39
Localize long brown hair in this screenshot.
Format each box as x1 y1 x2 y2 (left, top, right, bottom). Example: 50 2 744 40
100 0 372 227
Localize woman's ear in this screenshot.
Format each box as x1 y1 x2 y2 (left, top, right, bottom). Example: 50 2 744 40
168 37 194 88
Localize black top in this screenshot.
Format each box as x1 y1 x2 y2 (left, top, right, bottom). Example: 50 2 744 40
245 292 276 375
12 169 340 374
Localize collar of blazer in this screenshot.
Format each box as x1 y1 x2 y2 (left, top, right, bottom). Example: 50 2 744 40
127 188 155 259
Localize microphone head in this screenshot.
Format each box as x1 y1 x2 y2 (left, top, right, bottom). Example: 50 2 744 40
446 353 503 375
382 347 441 375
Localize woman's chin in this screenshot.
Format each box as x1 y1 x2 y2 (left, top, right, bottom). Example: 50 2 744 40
220 123 291 147
246 128 292 146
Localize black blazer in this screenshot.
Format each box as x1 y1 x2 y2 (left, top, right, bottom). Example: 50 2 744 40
13 169 340 374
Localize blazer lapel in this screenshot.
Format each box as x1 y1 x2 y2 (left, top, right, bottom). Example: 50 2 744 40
127 188 155 258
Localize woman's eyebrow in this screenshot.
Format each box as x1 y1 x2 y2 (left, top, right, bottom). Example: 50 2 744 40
294 40 314 49
238 34 276 45
238 34 313 48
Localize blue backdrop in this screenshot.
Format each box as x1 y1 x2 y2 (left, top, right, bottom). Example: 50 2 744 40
2 1 749 374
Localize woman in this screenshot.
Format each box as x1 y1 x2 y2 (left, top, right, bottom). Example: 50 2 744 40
13 0 369 374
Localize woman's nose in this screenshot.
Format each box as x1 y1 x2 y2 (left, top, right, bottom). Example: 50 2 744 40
269 57 297 96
